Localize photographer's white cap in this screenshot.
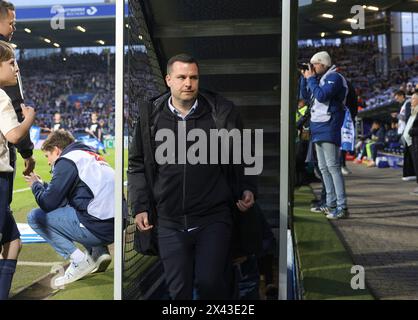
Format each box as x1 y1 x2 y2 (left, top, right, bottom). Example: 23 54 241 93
310 51 332 67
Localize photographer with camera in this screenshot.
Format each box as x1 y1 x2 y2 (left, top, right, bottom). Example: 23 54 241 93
299 51 350 220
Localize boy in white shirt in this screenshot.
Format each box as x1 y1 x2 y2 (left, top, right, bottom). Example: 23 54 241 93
0 40 35 299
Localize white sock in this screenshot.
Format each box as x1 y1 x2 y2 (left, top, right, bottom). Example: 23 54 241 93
70 249 85 264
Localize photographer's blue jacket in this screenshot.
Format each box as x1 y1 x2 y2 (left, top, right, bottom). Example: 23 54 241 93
31 142 114 243
300 65 348 146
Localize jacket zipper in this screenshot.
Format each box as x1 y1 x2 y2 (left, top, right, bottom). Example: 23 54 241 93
182 120 187 230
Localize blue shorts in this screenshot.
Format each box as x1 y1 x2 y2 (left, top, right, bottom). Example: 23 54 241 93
0 172 20 245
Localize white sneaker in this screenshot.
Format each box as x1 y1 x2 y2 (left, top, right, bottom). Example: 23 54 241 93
402 176 416 181
54 252 96 287
341 166 352 176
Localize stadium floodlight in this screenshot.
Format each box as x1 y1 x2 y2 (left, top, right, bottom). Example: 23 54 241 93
24 28 31 33
53 43 60 48
363 5 379 11
321 32 326 37
327 0 337 2
97 40 106 45
321 13 334 19
341 30 353 35
43 38 51 43
138 35 143 40
76 25 87 33
346 18 358 23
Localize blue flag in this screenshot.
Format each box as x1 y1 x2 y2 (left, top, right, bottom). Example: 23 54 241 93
341 107 355 151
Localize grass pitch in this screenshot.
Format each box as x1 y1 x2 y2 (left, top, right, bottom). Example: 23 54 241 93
293 186 374 300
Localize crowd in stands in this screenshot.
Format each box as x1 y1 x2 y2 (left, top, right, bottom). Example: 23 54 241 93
17 50 163 139
299 41 418 110
18 52 117 136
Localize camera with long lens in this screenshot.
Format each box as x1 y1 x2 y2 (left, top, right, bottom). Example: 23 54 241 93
298 62 312 71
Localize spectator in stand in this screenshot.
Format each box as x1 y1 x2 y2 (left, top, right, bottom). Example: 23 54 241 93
385 118 400 147
364 120 386 168
406 82 415 96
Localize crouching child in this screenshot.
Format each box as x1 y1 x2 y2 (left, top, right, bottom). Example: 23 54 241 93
25 129 114 288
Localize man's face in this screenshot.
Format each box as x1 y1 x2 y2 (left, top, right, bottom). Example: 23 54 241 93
0 10 16 41
312 63 327 75
165 62 199 106
44 147 61 166
394 94 405 104
0 57 18 86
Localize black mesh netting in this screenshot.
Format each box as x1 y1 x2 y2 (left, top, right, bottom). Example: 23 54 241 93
122 0 166 300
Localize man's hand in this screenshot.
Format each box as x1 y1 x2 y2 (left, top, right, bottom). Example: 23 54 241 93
23 156 36 176
21 104 36 121
135 212 154 231
302 64 315 79
24 172 42 187
236 190 255 212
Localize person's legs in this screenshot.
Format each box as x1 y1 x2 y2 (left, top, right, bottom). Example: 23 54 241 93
321 142 347 209
403 146 416 178
194 222 232 300
340 150 347 167
158 226 195 300
315 142 337 208
409 144 418 180
27 206 104 259
0 172 20 300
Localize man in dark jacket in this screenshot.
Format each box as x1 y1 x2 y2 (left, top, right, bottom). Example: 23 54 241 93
24 130 114 288
128 54 257 300
300 51 349 220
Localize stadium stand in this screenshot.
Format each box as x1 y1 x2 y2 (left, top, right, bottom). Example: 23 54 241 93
19 52 116 136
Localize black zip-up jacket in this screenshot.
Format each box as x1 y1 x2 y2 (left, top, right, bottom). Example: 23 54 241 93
128 90 257 230
0 34 34 162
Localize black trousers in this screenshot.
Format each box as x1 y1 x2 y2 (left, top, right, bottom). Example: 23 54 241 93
404 146 416 177
409 141 418 184
0 172 19 245
158 220 232 300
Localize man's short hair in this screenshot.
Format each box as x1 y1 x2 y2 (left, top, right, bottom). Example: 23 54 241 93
166 53 199 75
0 40 13 62
0 1 15 18
41 129 75 152
394 90 406 98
